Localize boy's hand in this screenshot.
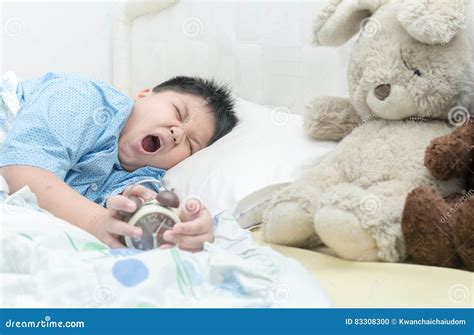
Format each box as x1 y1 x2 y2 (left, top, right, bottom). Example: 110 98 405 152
162 198 214 252
97 185 157 248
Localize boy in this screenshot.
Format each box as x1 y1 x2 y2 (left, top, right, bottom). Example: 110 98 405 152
0 72 238 250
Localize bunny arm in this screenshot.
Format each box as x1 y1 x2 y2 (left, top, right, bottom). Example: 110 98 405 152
304 96 361 141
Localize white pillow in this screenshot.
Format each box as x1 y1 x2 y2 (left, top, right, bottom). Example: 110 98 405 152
163 96 336 217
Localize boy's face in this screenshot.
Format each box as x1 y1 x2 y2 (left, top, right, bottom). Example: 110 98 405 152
118 89 216 171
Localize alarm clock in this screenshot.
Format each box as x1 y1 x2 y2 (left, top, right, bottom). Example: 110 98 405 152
120 190 181 251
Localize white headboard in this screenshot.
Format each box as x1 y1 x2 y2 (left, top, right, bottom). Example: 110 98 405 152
112 0 353 115
112 0 473 116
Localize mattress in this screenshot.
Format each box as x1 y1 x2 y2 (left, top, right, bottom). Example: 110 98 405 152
252 229 474 308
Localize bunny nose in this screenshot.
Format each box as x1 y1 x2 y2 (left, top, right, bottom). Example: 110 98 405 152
374 84 391 101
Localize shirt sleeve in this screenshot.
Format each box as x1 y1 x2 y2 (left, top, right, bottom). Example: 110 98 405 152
96 168 166 207
0 73 108 179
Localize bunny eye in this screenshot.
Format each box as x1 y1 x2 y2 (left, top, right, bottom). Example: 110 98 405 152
401 49 422 77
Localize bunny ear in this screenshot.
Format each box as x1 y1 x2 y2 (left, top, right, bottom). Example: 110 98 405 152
313 0 388 46
397 0 469 45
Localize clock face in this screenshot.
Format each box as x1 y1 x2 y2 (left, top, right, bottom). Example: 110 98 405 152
130 212 177 250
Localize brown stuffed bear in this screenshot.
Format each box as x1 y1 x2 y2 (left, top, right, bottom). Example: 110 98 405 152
402 121 473 271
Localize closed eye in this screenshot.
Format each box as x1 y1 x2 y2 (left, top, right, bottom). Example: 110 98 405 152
401 50 422 77
174 106 182 122
174 105 194 153
187 138 193 154
400 49 410 69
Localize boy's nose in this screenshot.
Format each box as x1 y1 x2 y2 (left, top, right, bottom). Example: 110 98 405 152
170 126 185 144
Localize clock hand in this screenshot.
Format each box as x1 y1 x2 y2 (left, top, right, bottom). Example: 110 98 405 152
156 217 167 232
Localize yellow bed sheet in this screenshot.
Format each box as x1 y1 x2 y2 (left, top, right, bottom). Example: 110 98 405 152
252 230 473 308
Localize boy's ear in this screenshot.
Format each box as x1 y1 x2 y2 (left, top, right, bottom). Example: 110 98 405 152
396 0 469 44
312 0 388 46
133 88 152 100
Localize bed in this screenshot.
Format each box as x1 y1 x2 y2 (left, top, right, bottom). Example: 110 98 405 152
113 1 474 307
1 0 472 308
110 0 474 308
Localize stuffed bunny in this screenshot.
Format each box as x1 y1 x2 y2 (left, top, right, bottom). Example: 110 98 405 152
262 0 473 262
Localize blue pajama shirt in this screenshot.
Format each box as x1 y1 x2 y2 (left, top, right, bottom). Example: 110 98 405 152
0 72 165 205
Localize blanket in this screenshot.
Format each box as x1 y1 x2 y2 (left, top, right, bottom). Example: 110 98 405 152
0 180 331 308
0 71 20 147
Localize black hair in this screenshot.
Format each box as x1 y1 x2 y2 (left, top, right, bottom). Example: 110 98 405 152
152 76 238 145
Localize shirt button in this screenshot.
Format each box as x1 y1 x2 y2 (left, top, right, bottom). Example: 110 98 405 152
90 183 98 192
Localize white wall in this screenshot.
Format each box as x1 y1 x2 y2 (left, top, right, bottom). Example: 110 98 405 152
1 0 473 84
1 0 119 82
467 0 473 62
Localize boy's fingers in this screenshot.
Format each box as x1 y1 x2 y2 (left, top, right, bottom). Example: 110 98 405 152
174 210 212 235
163 230 176 243
106 195 138 215
123 184 157 200
107 218 142 238
179 198 204 221
173 221 208 235
179 233 213 250
163 230 213 251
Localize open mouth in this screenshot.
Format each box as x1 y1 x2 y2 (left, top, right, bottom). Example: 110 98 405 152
141 135 161 153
